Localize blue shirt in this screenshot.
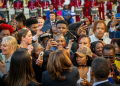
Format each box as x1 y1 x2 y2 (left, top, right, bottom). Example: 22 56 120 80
0 54 12 78
62 9 74 19
46 9 57 19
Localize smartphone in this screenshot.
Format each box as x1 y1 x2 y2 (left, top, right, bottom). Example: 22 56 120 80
116 53 120 58
38 52 44 60
115 13 120 19
111 63 119 76
65 31 76 42
41 24 52 32
0 54 3 62
84 21 86 25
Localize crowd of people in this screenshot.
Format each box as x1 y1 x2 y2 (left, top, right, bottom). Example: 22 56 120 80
0 0 120 86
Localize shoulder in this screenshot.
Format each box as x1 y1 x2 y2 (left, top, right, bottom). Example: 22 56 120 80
71 66 79 73
42 70 49 75
27 81 39 86
104 35 111 42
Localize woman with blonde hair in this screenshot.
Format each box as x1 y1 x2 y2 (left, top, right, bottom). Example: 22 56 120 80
37 17 44 29
2 48 39 86
41 49 79 86
0 36 19 78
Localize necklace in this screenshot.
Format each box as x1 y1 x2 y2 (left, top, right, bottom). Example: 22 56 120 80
78 66 88 78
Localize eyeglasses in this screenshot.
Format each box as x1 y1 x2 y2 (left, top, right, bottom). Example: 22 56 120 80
103 56 115 59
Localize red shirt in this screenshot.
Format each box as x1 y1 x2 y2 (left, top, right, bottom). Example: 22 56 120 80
56 0 65 7
35 0 41 7
13 1 23 9
28 1 36 9
1 0 7 8
41 1 49 9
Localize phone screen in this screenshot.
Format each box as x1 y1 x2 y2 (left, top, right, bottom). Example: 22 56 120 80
84 21 86 25
115 13 120 19
111 64 119 76
0 54 3 62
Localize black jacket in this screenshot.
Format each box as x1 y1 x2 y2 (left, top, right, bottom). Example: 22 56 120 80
41 66 79 86
95 81 119 86
44 19 57 26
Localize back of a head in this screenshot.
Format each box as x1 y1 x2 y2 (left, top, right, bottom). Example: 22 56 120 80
91 57 110 80
47 49 72 81
25 18 38 28
15 13 26 26
102 44 115 54
5 48 36 86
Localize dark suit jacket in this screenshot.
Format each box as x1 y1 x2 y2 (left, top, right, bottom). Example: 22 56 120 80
44 19 57 26
41 66 79 86
96 81 119 86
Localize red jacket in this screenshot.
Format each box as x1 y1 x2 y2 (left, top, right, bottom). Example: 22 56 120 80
51 0 56 4
1 0 7 8
13 1 23 9
89 0 97 7
56 0 65 7
97 1 105 8
35 0 41 7
84 0 89 7
41 1 49 9
72 0 81 7
28 0 36 9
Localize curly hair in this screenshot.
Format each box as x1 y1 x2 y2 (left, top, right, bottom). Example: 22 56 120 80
0 24 14 34
92 20 107 33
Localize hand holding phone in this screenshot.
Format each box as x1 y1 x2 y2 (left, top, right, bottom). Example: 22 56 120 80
111 63 119 76
65 31 77 42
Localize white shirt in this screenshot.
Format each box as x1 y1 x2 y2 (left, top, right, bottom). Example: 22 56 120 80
77 67 91 86
93 80 108 86
89 34 111 44
50 20 55 26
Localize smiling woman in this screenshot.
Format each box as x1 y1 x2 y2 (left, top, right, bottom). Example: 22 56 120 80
0 36 19 78
89 20 111 44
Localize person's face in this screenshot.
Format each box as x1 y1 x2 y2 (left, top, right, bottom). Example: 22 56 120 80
24 31 33 44
1 42 11 55
50 5 53 10
80 30 87 35
65 5 68 10
55 36 66 49
37 19 44 27
0 16 4 20
95 42 103 56
35 45 43 59
0 30 10 39
76 54 87 66
41 37 49 48
85 18 90 26
16 21 21 29
57 23 68 36
30 24 38 33
95 23 105 39
111 13 115 20
50 14 55 21
79 37 90 48
52 25 57 34
103 49 115 64
113 43 120 54
12 19 16 23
